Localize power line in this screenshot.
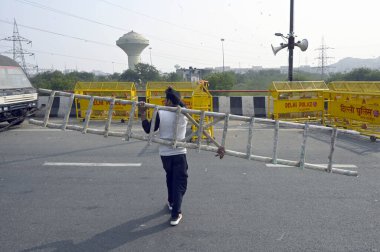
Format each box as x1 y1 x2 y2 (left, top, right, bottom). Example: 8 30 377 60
15 0 255 54
0 19 223 65
15 0 126 31
98 0 255 46
7 0 266 70
0 43 124 65
13 0 212 51
0 19 115 47
0 18 218 57
0 42 214 69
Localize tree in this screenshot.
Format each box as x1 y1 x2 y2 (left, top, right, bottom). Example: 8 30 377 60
119 63 161 84
108 72 121 81
30 70 97 91
119 69 140 82
164 72 182 82
293 71 321 81
31 71 70 90
134 63 160 83
327 68 380 82
205 72 236 90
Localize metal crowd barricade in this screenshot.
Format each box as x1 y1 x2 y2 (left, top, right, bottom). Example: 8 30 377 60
29 88 359 177
145 81 213 142
74 82 137 122
268 81 328 122
324 81 380 142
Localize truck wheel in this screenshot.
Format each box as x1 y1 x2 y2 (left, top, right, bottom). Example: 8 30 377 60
7 118 24 125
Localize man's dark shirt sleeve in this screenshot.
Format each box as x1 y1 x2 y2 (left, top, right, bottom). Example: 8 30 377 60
142 113 160 133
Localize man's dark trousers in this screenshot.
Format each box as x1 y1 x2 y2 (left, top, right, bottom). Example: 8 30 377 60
161 154 188 217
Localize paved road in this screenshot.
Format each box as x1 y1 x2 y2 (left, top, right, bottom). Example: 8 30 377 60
1 120 379 252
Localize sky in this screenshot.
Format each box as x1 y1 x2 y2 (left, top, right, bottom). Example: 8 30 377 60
1 0 379 74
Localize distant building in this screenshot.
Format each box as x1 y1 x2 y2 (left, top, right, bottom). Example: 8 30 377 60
92 70 110 76
214 66 231 72
230 66 264 74
251 66 264 71
279 66 288 74
176 67 213 82
63 68 77 74
230 68 249 74
297 65 319 74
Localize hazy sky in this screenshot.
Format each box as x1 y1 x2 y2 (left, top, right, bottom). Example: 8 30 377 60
1 0 379 73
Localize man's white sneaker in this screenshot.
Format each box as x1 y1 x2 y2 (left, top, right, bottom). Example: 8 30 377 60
170 214 183 226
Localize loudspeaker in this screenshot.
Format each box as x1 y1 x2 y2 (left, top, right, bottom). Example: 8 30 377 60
295 39 308 51
271 43 288 55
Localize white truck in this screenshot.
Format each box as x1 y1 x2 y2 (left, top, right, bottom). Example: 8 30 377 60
0 55 38 125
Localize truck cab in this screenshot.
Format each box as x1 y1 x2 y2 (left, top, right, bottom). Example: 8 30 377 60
0 55 38 125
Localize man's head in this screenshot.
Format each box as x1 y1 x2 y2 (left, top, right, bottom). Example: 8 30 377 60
165 87 181 106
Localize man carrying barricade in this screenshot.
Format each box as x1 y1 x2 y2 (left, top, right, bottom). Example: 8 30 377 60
138 87 225 226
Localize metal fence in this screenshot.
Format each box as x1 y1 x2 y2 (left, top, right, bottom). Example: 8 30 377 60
29 88 359 177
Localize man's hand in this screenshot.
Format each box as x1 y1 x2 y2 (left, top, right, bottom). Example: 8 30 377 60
138 101 146 108
138 102 147 120
215 146 225 159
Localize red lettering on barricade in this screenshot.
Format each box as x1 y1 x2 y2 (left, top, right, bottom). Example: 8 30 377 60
340 104 355 114
298 101 314 108
284 102 297 108
93 100 104 105
356 106 372 117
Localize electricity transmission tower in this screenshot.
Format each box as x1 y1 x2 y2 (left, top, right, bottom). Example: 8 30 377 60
1 19 37 76
315 38 334 79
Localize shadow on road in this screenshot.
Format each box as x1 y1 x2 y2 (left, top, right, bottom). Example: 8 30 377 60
21 207 170 252
1 141 139 166
307 130 379 155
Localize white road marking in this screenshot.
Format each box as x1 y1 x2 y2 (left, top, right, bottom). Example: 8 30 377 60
277 232 286 241
11 129 63 132
43 162 141 167
266 164 357 168
215 128 302 131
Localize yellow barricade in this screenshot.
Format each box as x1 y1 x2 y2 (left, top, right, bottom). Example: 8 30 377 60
74 82 137 122
145 81 213 141
324 81 380 141
268 81 328 122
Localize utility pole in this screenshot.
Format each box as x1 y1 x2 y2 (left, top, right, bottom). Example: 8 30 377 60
149 47 152 65
288 0 295 81
221 38 225 72
271 0 308 81
1 19 36 76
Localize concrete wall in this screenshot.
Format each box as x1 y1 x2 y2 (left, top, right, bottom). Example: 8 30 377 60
212 96 269 117
37 96 269 118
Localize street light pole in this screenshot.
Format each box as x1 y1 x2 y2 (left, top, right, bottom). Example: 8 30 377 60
221 38 225 72
149 47 152 65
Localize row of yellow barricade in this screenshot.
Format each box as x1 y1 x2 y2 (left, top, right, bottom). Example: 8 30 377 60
268 81 380 141
74 81 213 141
73 80 379 141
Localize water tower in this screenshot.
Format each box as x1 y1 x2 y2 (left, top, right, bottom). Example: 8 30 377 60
116 31 149 70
